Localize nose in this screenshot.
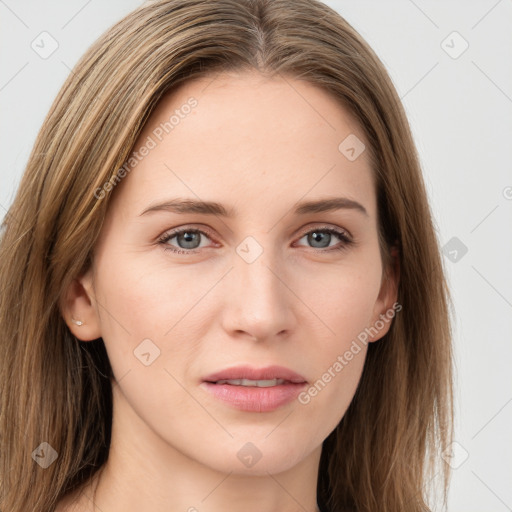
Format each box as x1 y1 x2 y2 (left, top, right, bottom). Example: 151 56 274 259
220 244 296 343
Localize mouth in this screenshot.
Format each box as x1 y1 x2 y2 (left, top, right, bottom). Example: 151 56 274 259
201 365 308 412
213 378 289 387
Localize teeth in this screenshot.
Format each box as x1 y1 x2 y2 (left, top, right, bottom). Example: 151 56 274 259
216 378 286 387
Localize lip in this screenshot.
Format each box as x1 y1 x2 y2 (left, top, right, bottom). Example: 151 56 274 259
203 365 307 384
201 365 308 413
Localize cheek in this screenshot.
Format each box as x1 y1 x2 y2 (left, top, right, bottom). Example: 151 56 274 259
293 285 372 441
91 254 198 378
92 249 240 407
94 251 206 336
295 342 367 449
91 257 210 432
297 257 382 345
289 259 381 425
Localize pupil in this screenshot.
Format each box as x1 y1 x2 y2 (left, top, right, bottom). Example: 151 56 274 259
179 231 199 248
309 231 330 248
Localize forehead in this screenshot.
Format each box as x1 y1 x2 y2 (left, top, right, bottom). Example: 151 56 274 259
110 70 376 220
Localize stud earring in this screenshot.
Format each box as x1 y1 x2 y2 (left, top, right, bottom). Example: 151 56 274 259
71 318 84 326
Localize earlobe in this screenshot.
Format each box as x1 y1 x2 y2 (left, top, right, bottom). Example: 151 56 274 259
368 244 401 343
60 270 102 341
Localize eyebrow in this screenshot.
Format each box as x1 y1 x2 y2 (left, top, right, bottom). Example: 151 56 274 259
139 196 368 218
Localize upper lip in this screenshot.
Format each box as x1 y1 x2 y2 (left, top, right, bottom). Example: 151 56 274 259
203 365 307 384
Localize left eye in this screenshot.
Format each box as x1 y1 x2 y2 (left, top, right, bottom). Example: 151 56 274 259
295 227 352 250
158 226 352 254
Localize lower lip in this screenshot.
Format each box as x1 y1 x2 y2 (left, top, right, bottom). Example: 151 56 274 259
201 382 307 412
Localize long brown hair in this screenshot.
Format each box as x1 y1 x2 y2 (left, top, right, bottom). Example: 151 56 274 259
0 1 454 510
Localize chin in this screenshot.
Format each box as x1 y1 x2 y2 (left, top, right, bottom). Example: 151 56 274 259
189 433 319 476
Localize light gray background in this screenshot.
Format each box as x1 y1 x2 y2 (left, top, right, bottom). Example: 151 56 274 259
1 1 511 510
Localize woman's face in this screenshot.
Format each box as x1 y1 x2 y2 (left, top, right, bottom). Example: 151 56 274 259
68 70 397 476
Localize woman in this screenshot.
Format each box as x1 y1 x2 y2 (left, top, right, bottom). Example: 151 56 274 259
0 0 454 511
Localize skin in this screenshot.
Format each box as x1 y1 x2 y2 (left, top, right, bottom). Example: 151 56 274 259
59 70 399 512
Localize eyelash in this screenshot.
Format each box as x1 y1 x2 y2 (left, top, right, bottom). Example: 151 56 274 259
157 225 354 255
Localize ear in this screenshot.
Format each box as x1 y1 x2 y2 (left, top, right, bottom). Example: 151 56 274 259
60 268 102 341
367 243 400 343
